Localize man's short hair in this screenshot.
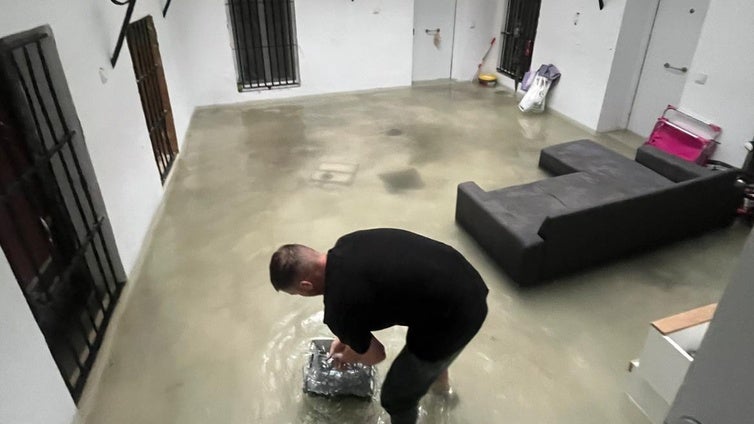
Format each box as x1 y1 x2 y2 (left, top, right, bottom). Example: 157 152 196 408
269 244 310 291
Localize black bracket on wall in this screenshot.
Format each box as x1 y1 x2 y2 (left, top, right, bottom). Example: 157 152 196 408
162 0 173 17
598 0 604 10
110 0 137 67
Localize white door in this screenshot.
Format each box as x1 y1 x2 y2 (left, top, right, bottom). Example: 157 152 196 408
412 0 456 82
627 0 710 137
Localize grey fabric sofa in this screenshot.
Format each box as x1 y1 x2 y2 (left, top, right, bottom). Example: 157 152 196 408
456 139 741 286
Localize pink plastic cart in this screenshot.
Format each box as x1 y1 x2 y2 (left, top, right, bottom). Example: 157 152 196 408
645 105 721 165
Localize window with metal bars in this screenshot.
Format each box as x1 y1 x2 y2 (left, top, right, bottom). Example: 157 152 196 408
227 0 300 91
498 0 542 87
126 16 179 183
0 26 126 402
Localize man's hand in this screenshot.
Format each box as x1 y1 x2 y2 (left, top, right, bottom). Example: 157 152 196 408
329 337 346 357
328 337 358 369
327 336 386 369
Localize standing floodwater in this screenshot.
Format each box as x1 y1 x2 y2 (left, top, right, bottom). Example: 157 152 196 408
259 309 459 423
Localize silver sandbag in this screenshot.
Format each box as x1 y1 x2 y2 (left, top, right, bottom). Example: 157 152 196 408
303 338 376 399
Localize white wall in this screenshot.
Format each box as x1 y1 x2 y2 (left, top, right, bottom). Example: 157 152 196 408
528 0 628 130
597 0 657 132
0 1 195 422
450 0 502 82
0 259 76 424
165 0 414 107
677 0 754 167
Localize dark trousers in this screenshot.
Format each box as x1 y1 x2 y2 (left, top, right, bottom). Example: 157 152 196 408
380 347 461 424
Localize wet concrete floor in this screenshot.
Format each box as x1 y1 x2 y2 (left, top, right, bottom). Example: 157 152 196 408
79 82 751 423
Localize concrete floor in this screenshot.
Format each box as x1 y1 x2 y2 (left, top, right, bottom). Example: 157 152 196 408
79 82 751 423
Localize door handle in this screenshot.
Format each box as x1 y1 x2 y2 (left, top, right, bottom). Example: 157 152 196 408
425 28 440 35
664 63 688 73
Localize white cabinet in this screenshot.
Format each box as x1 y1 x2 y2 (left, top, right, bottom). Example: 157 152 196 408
626 304 716 424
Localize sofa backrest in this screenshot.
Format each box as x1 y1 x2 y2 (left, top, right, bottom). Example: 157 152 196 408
536 169 740 278
635 144 715 182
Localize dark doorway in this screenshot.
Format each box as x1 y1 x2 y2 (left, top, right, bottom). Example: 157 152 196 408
0 26 126 402
498 0 542 87
126 16 179 183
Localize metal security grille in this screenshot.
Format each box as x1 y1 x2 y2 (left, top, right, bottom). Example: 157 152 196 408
498 0 542 85
126 16 178 183
227 0 300 91
0 26 126 402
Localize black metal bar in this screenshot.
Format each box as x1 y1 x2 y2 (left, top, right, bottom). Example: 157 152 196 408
0 31 48 51
70 277 123 401
283 0 297 82
238 0 264 88
276 0 290 84
138 22 172 175
45 217 106 293
498 0 539 82
267 0 282 86
111 0 137 67
262 0 276 86
22 47 60 148
35 43 123 293
229 0 248 90
128 21 164 175
0 132 50 289
0 131 74 203
31 45 102 262
229 0 243 87
140 18 172 174
0 197 45 284
131 21 166 174
145 19 176 180
162 0 173 17
127 17 177 182
8 53 96 303
251 0 267 87
279 0 291 82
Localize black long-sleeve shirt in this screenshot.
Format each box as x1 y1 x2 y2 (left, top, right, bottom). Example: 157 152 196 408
323 228 488 361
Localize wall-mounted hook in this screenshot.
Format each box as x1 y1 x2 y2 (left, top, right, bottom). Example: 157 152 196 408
110 0 137 67
162 0 173 17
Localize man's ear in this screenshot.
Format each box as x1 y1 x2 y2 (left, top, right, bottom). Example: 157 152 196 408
299 280 314 292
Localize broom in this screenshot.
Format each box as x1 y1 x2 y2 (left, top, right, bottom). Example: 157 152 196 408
473 37 497 82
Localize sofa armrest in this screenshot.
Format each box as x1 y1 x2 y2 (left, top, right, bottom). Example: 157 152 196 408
455 182 544 286
635 145 714 182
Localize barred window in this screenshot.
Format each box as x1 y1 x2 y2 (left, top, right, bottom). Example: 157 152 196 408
498 0 542 84
227 0 300 91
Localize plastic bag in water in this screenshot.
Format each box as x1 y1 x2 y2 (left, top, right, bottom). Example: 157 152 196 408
303 338 376 399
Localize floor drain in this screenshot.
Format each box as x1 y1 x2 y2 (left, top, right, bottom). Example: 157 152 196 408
311 163 358 185
387 128 403 136
378 167 424 192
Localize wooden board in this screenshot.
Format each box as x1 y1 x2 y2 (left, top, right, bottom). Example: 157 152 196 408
652 304 717 335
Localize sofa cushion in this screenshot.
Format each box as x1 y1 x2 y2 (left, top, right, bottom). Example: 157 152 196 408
539 139 673 193
484 171 639 244
635 144 715 182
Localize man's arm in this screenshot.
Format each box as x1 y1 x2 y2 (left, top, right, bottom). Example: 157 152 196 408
329 336 386 367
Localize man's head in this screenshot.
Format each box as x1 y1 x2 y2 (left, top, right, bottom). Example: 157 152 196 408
269 244 326 296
